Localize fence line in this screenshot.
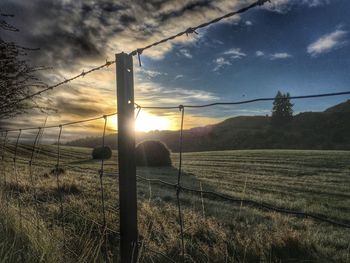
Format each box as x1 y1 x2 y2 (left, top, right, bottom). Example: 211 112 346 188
2 0 350 260
0 113 121 263
2 95 350 262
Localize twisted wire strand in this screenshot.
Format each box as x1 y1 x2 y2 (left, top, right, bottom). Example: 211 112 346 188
129 0 270 57
176 106 185 262
7 60 115 107
136 176 350 229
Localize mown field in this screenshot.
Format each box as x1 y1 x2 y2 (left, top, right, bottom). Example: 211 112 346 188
0 144 349 263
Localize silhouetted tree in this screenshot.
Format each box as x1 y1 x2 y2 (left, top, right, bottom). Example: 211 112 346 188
271 91 294 127
0 12 48 119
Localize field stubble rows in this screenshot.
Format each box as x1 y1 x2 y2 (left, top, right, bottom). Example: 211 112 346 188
0 144 349 262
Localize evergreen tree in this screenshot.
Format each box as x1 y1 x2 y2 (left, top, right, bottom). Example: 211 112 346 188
271 91 294 126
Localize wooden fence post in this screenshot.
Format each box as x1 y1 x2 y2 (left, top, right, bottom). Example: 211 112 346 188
116 52 138 263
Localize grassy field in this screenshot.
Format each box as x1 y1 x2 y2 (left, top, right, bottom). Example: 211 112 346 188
0 144 349 262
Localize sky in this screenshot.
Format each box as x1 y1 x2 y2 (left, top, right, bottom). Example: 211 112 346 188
1 0 350 141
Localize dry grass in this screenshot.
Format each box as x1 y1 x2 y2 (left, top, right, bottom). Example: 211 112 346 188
0 145 349 262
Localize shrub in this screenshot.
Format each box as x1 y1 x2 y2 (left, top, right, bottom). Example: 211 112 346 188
135 140 172 167
92 146 112 160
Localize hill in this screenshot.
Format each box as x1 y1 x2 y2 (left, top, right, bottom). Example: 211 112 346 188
66 101 350 151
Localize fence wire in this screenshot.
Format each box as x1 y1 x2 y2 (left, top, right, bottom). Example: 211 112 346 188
0 113 121 263
55 125 66 258
99 116 109 262
2 0 350 261
176 106 185 262
2 91 350 262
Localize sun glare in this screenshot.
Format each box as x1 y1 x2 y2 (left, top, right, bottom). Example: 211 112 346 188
135 111 171 132
108 112 172 132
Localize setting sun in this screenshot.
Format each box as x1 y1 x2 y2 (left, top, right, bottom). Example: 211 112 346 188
135 111 171 132
108 111 172 132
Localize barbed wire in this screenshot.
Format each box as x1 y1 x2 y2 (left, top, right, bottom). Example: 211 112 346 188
8 0 269 105
136 90 350 110
129 0 270 63
1 112 117 133
5 60 115 108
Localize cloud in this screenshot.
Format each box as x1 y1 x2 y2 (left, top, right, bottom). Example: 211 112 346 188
264 0 330 13
303 0 330 7
256 50 265 57
307 29 348 57
212 47 246 71
2 0 253 135
212 39 224 45
2 0 251 69
175 74 184 80
255 50 291 59
135 81 219 113
270 52 292 60
138 68 167 79
213 57 231 71
223 48 246 59
245 20 253 26
178 48 193 58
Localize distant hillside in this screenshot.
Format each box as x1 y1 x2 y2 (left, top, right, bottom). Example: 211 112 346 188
324 99 350 113
66 101 350 151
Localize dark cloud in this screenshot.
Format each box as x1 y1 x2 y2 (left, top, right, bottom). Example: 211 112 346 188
159 0 213 22
2 0 242 70
0 0 253 132
54 97 102 116
119 14 137 26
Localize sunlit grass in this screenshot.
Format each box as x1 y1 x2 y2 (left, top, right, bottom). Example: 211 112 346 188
0 146 349 262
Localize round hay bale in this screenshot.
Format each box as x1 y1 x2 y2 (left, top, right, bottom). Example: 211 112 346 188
92 146 112 160
135 140 172 167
